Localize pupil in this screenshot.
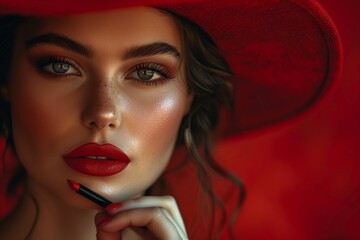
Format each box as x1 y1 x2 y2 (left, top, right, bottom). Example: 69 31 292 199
53 62 70 73
138 69 154 80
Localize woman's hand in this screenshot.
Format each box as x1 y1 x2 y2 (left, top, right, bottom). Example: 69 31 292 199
95 196 188 240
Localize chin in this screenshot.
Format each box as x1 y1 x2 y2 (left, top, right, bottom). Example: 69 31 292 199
63 193 103 210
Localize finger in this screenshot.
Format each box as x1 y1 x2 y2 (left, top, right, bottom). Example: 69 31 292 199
101 207 188 240
131 227 158 240
95 212 122 240
106 196 186 231
96 228 122 240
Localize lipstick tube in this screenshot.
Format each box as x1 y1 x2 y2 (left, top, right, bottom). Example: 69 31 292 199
67 179 112 207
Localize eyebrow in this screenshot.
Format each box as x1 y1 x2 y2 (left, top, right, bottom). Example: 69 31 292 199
25 33 180 60
25 33 93 57
124 42 180 60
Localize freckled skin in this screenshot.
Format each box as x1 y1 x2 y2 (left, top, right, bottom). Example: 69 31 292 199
8 7 192 209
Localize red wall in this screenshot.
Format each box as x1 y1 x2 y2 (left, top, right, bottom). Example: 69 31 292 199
216 0 360 239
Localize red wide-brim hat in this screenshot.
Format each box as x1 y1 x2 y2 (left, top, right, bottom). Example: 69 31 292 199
0 0 342 134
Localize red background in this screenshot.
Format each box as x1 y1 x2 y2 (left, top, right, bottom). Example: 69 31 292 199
0 0 359 239
215 0 359 239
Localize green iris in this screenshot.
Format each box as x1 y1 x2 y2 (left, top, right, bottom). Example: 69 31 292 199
137 69 155 80
52 62 70 74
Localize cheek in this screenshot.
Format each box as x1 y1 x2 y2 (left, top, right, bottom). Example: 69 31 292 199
8 73 79 161
13 91 65 141
147 97 184 137
128 93 186 150
12 92 52 142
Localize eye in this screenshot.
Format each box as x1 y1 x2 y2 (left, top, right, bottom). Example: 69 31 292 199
37 56 81 76
127 68 161 81
125 63 174 83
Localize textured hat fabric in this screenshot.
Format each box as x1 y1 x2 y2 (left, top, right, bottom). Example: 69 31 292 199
0 0 342 133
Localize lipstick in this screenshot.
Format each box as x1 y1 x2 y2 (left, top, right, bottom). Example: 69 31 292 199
67 179 112 207
63 143 130 176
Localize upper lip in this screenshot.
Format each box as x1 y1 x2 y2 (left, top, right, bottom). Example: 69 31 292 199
63 142 130 162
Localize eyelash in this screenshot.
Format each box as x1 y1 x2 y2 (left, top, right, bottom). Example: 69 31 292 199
36 56 81 77
125 62 175 86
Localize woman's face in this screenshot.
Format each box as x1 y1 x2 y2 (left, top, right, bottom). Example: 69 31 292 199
7 7 192 207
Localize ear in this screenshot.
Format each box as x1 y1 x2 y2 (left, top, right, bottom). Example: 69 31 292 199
0 86 10 102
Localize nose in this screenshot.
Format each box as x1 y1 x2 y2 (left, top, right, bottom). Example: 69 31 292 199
81 81 121 130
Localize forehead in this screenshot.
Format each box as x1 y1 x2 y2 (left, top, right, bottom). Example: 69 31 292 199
18 7 181 53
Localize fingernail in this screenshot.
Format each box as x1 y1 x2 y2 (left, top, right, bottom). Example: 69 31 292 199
96 216 112 227
105 202 122 211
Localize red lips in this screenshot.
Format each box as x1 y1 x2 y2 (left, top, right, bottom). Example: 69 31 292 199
63 143 130 176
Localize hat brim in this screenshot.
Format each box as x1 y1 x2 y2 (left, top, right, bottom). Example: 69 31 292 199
0 0 342 134
164 0 343 134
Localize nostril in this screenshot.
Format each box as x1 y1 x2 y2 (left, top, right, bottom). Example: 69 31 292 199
85 116 120 129
82 110 120 129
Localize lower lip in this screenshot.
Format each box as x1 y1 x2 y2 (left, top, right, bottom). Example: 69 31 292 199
64 158 129 176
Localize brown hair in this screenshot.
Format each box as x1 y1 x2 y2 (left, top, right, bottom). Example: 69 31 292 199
0 15 24 145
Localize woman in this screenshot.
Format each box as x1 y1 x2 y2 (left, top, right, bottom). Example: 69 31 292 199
0 0 341 239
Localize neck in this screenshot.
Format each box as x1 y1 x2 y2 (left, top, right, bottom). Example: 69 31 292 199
3 177 98 240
